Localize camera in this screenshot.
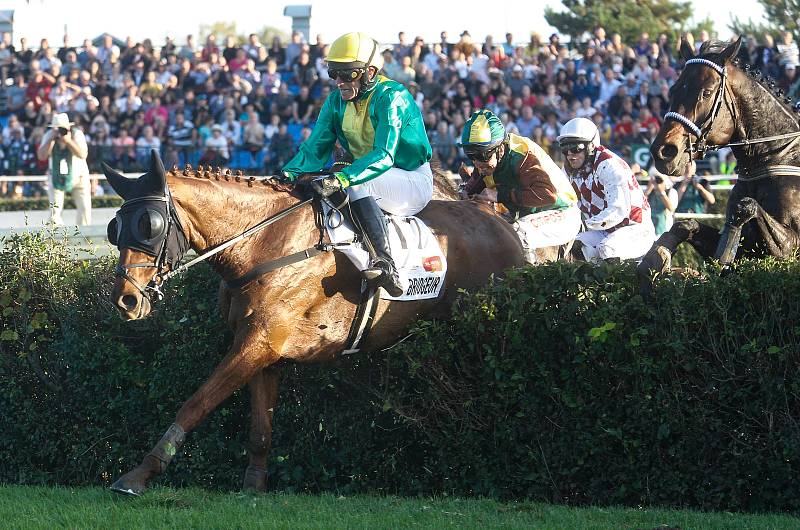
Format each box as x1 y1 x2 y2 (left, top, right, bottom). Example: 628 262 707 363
655 175 664 184
57 127 69 137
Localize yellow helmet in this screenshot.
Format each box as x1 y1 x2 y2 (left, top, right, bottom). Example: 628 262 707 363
327 32 384 72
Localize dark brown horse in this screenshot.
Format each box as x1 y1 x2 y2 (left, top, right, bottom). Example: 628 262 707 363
639 37 800 285
102 151 524 495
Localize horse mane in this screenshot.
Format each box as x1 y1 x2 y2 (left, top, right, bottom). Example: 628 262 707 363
165 164 296 194
165 161 460 202
430 154 460 201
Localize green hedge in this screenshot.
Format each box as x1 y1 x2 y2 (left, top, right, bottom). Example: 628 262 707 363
0 196 123 212
1 231 798 512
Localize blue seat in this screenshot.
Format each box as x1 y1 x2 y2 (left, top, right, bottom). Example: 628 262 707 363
287 123 304 143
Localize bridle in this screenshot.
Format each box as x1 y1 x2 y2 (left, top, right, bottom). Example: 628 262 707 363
665 57 800 158
111 188 189 304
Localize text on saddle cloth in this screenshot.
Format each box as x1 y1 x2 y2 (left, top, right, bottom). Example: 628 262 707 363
321 202 447 301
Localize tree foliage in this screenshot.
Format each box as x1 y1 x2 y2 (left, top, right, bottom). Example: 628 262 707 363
729 1 800 39
198 21 289 47
544 0 712 49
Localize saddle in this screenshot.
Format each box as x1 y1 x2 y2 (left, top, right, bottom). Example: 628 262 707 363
320 200 447 301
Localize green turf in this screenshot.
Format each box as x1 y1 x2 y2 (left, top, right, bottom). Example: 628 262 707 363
0 486 797 529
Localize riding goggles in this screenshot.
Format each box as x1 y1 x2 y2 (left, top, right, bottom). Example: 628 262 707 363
328 67 364 81
464 147 499 162
561 143 587 156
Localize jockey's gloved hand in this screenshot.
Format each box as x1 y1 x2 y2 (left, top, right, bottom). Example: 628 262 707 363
311 173 349 197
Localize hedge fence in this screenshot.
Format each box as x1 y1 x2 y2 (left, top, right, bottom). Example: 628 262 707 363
0 230 798 513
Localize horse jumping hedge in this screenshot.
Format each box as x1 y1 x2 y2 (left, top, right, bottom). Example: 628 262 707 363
1 231 798 512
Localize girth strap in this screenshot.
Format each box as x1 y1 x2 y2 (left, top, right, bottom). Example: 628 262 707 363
737 164 800 182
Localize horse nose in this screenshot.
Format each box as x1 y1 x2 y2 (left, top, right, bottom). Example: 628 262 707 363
657 142 679 162
118 294 139 312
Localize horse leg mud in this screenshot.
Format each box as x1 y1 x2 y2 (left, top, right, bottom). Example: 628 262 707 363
111 331 278 496
242 367 281 492
637 220 720 297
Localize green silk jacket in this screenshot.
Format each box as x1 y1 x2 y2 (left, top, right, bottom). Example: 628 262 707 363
283 75 432 186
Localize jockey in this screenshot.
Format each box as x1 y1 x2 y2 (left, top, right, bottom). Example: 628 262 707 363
283 32 433 297
459 109 581 263
558 117 656 262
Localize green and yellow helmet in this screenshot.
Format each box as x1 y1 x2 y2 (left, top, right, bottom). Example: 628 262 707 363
459 110 506 152
327 32 384 73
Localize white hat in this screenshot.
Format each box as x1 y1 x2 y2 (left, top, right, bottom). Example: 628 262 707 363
48 113 73 129
512 64 523 72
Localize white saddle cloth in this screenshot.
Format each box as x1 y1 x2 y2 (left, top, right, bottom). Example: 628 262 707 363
322 202 447 301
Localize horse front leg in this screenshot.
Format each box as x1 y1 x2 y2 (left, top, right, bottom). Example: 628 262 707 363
637 219 721 296
110 331 278 496
716 196 800 265
242 366 281 492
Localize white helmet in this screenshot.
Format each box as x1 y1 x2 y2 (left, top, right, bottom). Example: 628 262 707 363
557 117 601 151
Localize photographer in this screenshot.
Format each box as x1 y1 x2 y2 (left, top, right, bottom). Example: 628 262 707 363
644 170 678 236
37 112 90 225
676 160 716 214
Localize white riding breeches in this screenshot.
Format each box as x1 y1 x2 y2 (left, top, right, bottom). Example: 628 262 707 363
47 174 92 226
515 206 582 264
346 163 434 216
576 222 656 262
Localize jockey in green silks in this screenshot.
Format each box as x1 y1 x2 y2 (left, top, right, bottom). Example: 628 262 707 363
459 109 581 264
283 32 433 297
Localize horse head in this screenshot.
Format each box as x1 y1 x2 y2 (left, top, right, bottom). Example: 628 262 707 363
651 37 742 175
103 150 190 320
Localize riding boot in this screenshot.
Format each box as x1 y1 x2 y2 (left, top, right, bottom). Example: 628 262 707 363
350 196 404 297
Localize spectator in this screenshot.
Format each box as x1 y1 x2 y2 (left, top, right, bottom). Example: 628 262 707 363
676 160 716 214
284 31 304 70
219 108 242 147
645 171 678 235
291 85 316 125
135 124 161 167
242 108 265 157
243 33 264 60
202 124 229 166
777 30 799 68
267 36 286 67
111 127 135 170
394 31 411 60
292 50 318 87
37 113 91 225
265 122 293 172
167 111 195 166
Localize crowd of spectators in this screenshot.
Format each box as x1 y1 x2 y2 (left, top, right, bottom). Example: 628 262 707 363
0 26 795 201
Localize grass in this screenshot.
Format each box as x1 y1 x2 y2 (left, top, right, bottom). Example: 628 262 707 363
0 486 797 529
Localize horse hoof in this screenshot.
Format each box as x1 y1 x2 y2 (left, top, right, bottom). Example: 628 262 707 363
109 471 147 496
242 465 267 492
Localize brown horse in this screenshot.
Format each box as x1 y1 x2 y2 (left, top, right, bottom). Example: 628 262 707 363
102 151 524 495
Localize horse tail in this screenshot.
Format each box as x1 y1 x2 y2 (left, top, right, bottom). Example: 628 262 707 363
430 153 460 201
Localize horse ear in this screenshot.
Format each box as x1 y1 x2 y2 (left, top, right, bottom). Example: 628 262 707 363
721 36 743 64
141 149 167 195
680 39 695 61
101 162 136 200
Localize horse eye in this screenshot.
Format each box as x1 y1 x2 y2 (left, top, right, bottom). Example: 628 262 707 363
702 89 713 99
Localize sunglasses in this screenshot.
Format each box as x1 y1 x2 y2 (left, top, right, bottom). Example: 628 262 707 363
328 68 364 81
465 147 498 162
561 143 587 155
